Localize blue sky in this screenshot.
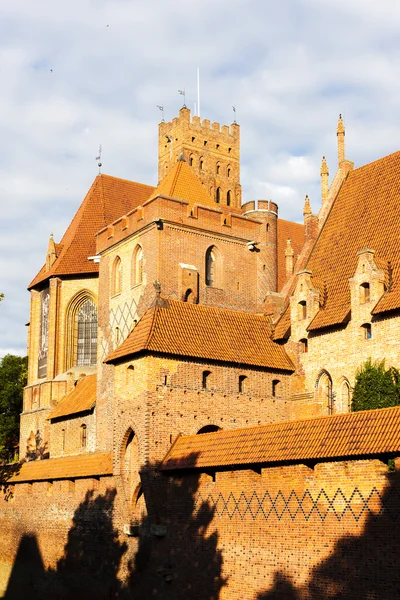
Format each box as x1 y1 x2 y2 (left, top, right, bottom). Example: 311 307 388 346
2 0 400 357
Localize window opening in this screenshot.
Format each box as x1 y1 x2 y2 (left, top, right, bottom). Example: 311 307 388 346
197 425 221 434
112 256 122 295
81 424 87 448
238 375 247 393
76 299 97 366
300 338 308 353
298 301 307 320
216 162 220 175
360 282 370 303
362 323 372 339
38 288 50 378
133 246 143 286
215 187 221 204
202 370 211 389
206 247 216 286
227 190 231 206
272 380 282 397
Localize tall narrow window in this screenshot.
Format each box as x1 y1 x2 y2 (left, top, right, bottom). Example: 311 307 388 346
215 187 221 204
362 323 372 339
206 247 216 286
216 162 220 175
202 370 211 389
298 301 307 320
360 282 370 303
299 338 308 353
272 380 282 397
189 154 194 167
317 370 333 415
200 157 204 170
227 166 231 178
38 288 50 378
238 375 247 393
341 380 351 413
227 190 231 206
77 299 97 366
112 256 122 295
132 246 143 286
81 424 87 448
62 428 66 453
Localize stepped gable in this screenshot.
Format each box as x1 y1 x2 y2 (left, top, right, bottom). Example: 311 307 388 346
48 374 96 420
149 158 225 210
306 150 400 330
10 452 112 483
162 404 400 470
105 299 294 371
29 174 154 289
277 219 304 291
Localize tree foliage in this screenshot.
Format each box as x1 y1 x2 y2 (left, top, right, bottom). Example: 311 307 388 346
0 354 27 461
352 359 400 412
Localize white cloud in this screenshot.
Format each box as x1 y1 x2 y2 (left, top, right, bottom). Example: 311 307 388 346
2 0 400 353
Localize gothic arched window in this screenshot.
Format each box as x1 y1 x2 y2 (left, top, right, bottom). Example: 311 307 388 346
76 299 98 367
205 246 217 287
227 190 231 206
112 256 122 295
215 187 221 204
132 246 143 286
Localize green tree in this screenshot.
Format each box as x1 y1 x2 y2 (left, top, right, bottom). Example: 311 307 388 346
352 359 400 412
0 354 27 461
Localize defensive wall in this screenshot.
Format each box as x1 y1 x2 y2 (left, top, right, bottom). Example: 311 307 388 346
1 421 399 599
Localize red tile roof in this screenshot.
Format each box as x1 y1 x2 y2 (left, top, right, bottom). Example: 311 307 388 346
10 452 113 483
162 405 400 470
29 174 154 289
105 299 294 371
277 219 304 292
305 150 400 330
149 159 220 210
48 375 96 420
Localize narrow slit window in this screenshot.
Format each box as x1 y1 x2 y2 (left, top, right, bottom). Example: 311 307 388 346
202 370 211 390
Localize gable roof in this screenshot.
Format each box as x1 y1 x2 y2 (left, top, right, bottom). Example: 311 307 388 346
48 374 96 420
10 452 112 483
105 299 294 371
305 150 400 330
148 159 220 210
162 404 400 470
277 219 304 292
29 174 154 289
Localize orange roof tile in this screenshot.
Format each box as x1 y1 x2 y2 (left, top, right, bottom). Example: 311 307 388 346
162 405 400 470
277 219 304 292
305 150 400 330
105 299 294 371
48 375 96 420
148 159 220 210
29 174 154 289
10 452 113 483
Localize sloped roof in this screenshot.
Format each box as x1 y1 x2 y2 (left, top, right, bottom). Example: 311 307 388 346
277 219 304 292
162 405 400 470
29 174 154 288
10 452 113 483
48 375 96 420
305 150 400 330
105 299 294 371
149 159 218 209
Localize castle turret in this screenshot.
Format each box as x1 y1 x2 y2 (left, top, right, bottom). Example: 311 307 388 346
158 107 241 209
337 114 345 165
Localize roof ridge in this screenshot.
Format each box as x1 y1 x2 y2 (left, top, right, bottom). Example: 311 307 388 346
144 305 160 348
168 161 183 198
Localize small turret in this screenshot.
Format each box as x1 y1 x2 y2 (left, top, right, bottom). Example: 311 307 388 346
303 194 312 217
337 114 345 165
320 156 329 201
285 239 294 280
45 233 57 271
303 196 318 242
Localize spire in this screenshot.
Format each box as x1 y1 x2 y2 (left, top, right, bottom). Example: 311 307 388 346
337 114 345 164
320 156 329 201
303 194 312 216
45 233 57 271
285 239 294 279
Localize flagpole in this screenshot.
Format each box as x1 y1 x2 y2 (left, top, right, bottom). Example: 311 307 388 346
197 67 200 118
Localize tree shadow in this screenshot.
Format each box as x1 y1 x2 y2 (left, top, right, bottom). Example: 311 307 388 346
257 468 400 600
124 458 227 599
3 454 226 600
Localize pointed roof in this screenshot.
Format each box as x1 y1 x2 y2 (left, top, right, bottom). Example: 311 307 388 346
305 149 400 330
277 219 304 292
29 174 154 289
105 299 294 371
149 159 217 209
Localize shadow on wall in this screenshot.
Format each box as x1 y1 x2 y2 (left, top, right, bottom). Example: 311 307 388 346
257 469 400 600
4 454 227 600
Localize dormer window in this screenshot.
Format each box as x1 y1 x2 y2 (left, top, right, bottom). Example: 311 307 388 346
362 323 372 339
360 282 370 303
298 301 307 320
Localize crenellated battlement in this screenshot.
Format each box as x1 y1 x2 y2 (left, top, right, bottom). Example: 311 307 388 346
158 107 242 208
95 192 261 256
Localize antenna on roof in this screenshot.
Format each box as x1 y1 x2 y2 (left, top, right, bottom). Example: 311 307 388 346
157 105 164 122
178 88 186 108
95 145 102 174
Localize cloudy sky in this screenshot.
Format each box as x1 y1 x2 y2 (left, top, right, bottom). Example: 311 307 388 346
1 0 400 358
